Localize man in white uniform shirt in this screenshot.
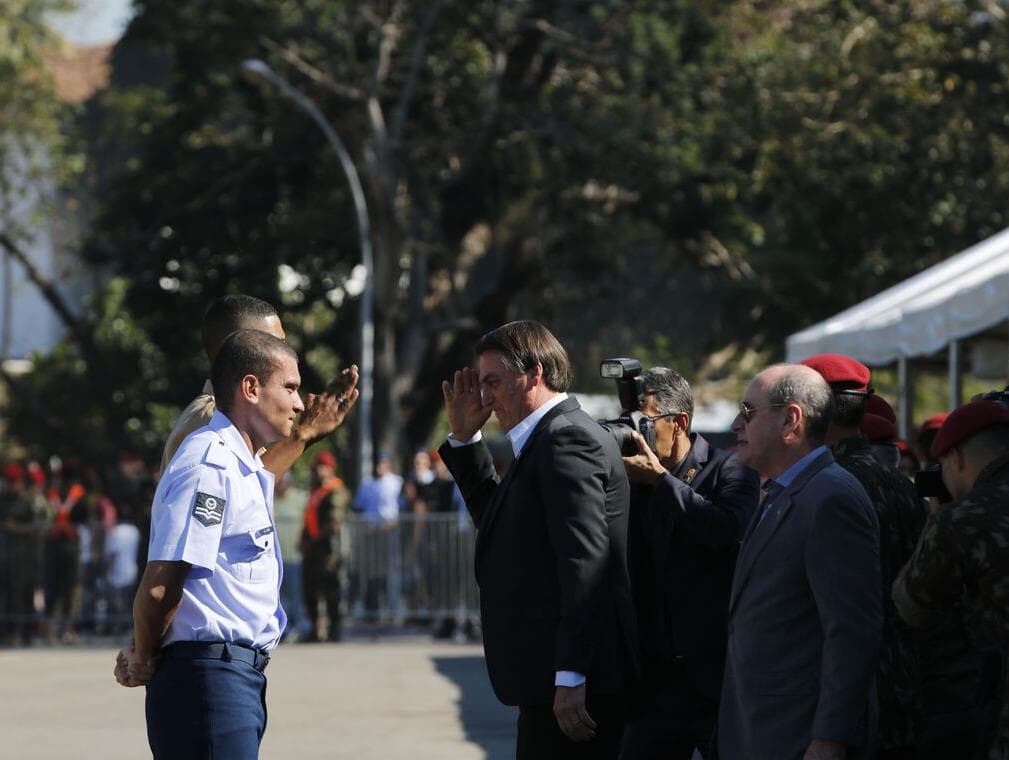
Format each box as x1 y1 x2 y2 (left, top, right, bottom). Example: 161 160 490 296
114 329 357 759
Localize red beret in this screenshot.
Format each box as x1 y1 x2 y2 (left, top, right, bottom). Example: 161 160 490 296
2 462 25 483
931 400 1009 459
799 353 871 392
861 413 897 443
866 394 897 423
315 451 337 468
920 412 948 433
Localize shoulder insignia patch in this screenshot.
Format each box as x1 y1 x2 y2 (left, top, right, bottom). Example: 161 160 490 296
192 492 225 527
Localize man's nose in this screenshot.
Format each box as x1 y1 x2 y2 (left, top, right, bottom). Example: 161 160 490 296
295 393 306 413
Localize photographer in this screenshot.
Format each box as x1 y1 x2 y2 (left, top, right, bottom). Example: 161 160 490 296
894 399 1009 760
619 368 758 760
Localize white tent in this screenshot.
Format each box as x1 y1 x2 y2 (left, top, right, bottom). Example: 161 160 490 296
785 226 1009 434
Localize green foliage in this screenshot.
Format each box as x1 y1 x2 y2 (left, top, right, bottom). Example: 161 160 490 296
5 0 1009 471
0 0 76 227
4 278 170 467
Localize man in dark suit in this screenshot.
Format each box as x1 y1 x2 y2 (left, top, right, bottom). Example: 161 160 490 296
619 367 759 759
718 364 882 760
439 320 638 760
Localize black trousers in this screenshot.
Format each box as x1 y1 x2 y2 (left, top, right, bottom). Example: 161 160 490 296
517 694 624 760
619 667 718 760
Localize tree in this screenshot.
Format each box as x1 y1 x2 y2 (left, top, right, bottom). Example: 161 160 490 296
8 0 1009 477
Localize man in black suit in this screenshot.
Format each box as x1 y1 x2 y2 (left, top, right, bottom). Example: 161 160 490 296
439 320 638 760
619 367 759 759
718 364 882 760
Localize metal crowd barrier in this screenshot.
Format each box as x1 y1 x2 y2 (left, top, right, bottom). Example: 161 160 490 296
0 512 481 640
341 512 479 625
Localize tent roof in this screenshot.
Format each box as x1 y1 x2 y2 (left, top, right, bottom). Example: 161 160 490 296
786 226 1009 365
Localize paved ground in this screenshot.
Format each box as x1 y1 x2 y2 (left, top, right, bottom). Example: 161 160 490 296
0 637 516 759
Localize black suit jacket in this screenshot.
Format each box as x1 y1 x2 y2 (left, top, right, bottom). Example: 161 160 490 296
440 396 640 707
629 434 759 702
718 450 882 760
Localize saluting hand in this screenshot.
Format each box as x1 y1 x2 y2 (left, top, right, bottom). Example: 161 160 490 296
441 367 492 441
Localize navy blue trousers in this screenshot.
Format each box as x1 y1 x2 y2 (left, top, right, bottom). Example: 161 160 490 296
146 650 267 759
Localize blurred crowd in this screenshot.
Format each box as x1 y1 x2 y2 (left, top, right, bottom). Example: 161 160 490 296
0 445 469 647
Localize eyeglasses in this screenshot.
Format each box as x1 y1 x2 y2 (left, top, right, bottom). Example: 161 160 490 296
737 401 787 423
644 412 681 423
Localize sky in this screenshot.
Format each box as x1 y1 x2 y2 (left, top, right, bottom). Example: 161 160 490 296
47 0 134 46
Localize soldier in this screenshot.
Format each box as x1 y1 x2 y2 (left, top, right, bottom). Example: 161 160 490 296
300 451 350 641
894 399 1009 760
800 354 927 759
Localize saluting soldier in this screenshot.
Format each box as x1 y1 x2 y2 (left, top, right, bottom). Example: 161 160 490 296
114 329 357 759
800 354 927 759
894 400 1009 760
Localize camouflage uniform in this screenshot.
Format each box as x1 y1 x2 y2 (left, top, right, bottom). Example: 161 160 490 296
833 434 927 751
894 452 1009 760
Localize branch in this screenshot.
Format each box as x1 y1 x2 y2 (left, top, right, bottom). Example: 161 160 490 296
0 232 96 359
391 0 447 143
259 36 366 101
374 0 407 86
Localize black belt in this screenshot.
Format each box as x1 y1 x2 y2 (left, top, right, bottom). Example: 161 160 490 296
163 641 270 672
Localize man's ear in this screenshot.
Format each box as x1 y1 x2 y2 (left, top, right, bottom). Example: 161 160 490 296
240 374 260 404
528 361 545 387
781 404 802 441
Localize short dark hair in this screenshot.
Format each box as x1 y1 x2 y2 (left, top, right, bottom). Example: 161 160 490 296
475 320 571 392
201 295 279 361
766 365 835 445
643 367 694 430
212 329 297 415
833 392 868 428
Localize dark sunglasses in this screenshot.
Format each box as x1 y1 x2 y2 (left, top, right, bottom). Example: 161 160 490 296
737 401 786 423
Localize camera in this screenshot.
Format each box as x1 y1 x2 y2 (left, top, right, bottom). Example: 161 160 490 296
597 358 657 456
914 465 952 503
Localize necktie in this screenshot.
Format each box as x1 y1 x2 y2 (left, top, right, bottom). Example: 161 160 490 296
758 479 784 523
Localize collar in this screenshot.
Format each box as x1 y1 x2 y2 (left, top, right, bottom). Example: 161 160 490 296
671 433 709 484
202 379 214 395
507 392 569 458
209 410 265 473
774 444 828 488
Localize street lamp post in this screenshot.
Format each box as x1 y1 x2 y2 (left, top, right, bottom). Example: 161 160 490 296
241 58 374 483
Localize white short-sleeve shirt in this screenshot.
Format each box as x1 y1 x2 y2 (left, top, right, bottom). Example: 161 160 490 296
151 410 286 652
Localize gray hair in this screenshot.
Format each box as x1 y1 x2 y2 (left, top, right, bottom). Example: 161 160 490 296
765 364 834 445
642 367 694 430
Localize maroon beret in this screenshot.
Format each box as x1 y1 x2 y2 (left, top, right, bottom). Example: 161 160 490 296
866 394 897 423
931 400 1009 459
920 412 949 433
799 353 871 392
2 461 25 483
861 412 897 443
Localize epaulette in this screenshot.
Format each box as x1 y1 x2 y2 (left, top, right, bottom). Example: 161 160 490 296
201 437 232 470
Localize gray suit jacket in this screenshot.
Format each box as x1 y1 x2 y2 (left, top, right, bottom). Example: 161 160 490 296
718 449 882 760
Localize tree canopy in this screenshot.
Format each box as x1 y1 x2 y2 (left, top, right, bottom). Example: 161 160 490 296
3 0 1009 479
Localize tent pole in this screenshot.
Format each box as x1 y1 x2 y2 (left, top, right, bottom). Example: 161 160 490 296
948 340 962 410
898 356 912 441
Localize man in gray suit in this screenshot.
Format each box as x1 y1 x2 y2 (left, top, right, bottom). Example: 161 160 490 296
718 364 882 760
